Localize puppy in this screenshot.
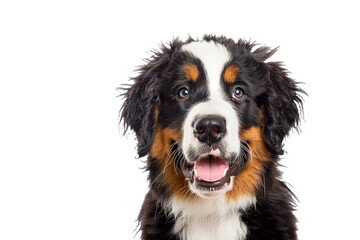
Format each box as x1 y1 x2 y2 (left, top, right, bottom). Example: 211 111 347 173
120 35 304 240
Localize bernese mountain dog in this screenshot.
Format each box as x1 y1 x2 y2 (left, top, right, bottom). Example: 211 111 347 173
120 35 304 240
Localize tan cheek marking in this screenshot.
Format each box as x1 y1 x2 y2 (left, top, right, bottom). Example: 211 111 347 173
224 65 240 83
225 126 270 202
183 64 199 82
150 127 198 201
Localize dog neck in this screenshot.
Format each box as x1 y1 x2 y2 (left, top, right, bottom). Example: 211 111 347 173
168 194 255 240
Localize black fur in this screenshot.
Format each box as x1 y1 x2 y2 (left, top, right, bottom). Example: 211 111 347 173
241 160 298 240
120 35 304 239
262 62 304 155
138 190 179 240
120 40 182 157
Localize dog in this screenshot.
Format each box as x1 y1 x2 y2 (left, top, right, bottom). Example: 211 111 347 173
120 35 304 240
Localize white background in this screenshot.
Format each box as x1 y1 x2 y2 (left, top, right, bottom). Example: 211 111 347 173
1 0 359 239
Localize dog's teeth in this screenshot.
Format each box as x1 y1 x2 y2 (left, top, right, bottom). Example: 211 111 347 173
194 168 198 177
194 169 202 180
223 168 228 177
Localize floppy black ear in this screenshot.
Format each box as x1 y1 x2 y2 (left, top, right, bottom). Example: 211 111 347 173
262 62 305 155
120 44 173 157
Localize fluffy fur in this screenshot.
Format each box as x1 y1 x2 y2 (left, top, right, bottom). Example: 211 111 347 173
120 35 305 240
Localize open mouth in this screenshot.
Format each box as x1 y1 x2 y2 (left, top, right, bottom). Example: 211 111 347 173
182 154 242 191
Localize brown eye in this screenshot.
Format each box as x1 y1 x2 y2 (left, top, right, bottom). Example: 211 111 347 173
179 87 189 98
233 87 244 99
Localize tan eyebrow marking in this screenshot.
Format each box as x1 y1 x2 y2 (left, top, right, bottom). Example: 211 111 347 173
183 64 199 82
224 65 240 83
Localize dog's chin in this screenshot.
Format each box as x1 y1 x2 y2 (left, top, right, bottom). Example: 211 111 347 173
181 151 243 198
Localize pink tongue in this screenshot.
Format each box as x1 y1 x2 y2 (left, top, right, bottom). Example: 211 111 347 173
195 157 229 182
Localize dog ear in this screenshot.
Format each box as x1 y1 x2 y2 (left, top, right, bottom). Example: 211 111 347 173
262 62 305 155
120 44 173 157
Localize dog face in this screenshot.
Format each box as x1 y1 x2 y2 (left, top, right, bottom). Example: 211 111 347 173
121 36 303 200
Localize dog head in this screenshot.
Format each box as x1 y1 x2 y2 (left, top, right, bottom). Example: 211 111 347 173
121 35 303 200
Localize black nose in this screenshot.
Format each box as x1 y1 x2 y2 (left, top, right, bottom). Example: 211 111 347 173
193 115 226 145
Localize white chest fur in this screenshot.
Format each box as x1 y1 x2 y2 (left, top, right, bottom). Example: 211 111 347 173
169 195 255 240
175 211 246 240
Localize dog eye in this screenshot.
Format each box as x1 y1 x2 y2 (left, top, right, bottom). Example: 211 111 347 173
178 87 189 98
233 87 244 99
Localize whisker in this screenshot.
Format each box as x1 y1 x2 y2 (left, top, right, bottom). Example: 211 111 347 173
165 148 178 174
172 184 188 197
152 142 177 184
173 148 182 175
179 188 190 202
240 137 253 168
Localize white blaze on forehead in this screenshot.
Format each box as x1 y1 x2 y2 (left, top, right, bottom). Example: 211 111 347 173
181 41 241 161
182 41 231 100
